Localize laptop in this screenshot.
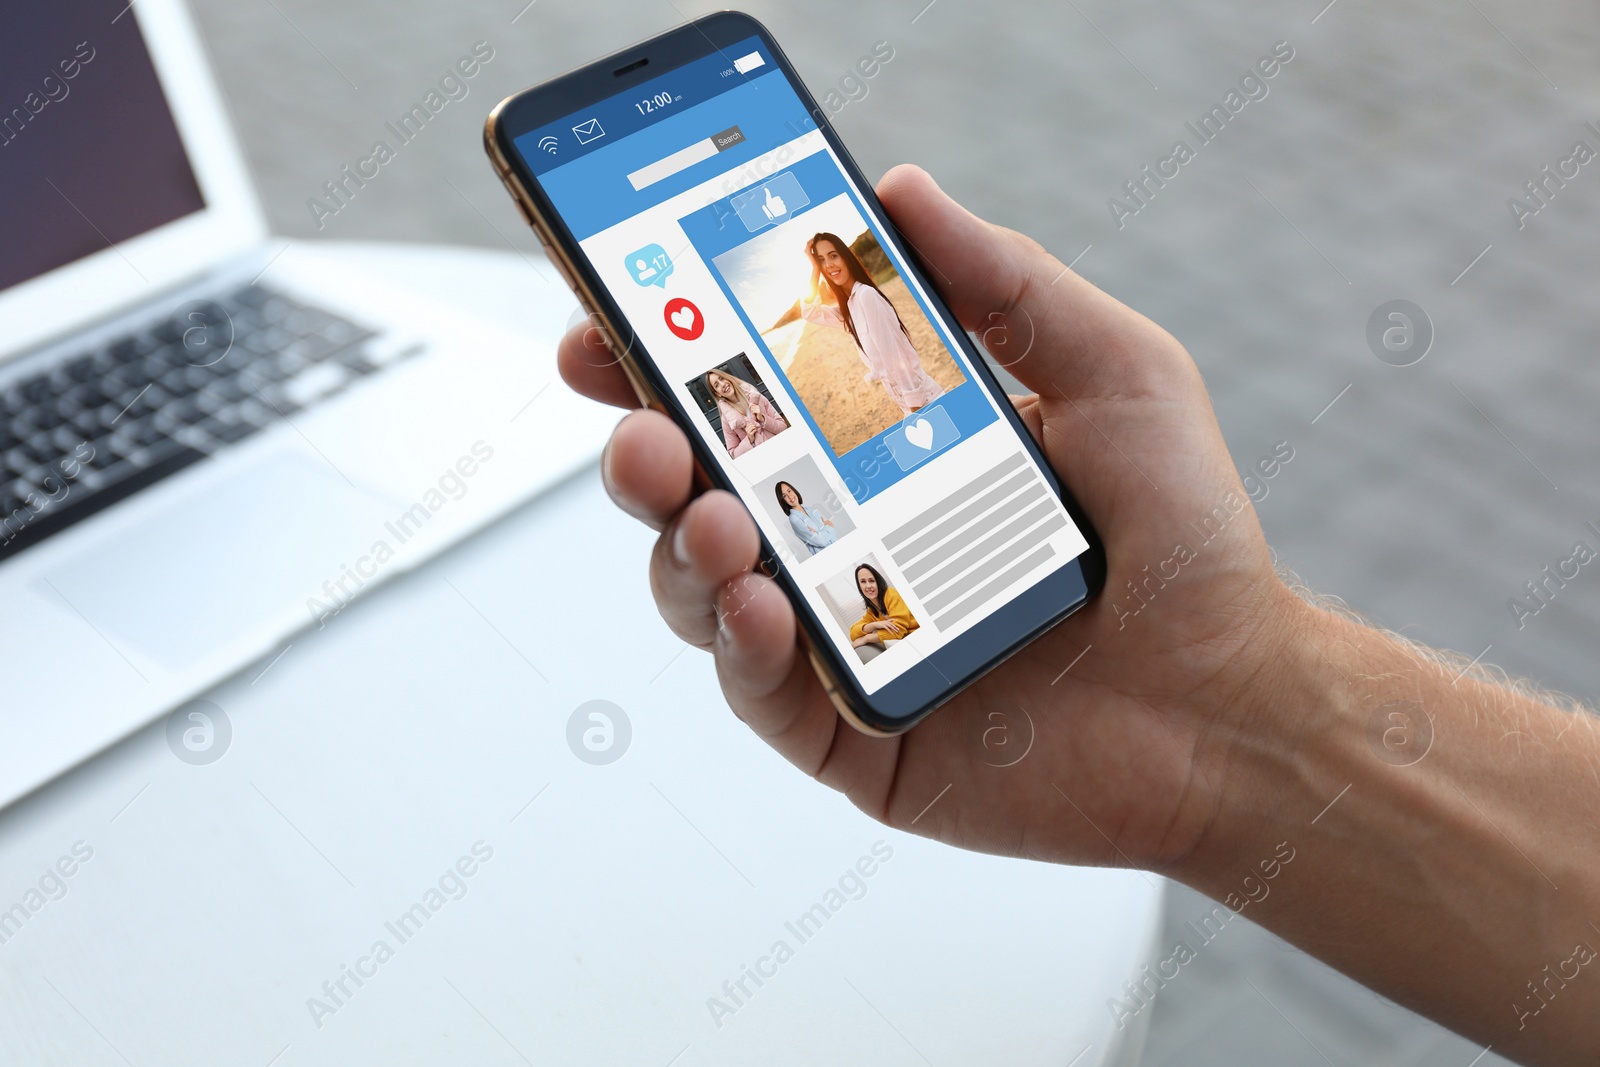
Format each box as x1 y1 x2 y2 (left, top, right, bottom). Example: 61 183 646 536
0 0 606 808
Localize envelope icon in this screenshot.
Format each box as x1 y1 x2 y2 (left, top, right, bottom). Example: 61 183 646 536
572 118 605 144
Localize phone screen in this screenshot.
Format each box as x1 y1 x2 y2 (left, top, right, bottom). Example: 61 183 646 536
512 35 1091 695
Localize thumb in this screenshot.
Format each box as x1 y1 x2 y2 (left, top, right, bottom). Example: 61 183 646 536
873 164 1192 401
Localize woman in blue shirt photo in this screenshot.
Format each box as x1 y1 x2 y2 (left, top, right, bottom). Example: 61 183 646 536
774 480 837 556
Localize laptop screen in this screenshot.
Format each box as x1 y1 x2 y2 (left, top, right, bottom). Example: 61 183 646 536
1 1 206 294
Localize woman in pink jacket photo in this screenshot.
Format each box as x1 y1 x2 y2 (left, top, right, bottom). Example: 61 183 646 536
705 367 789 457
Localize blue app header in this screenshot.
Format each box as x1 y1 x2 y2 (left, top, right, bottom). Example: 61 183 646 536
517 37 775 172
518 38 819 240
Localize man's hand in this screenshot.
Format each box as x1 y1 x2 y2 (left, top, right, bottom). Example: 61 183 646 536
558 163 1296 875
559 164 1600 1063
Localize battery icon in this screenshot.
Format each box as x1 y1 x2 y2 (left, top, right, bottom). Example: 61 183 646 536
733 51 764 74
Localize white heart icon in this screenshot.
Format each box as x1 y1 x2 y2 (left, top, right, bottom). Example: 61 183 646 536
671 306 696 330
904 417 934 450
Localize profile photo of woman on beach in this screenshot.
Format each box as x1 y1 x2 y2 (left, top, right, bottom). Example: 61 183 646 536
709 195 966 455
799 231 945 417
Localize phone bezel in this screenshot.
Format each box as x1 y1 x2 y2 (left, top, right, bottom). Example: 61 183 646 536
485 10 1106 733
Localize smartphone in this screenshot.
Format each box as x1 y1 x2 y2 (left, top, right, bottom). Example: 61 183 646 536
484 12 1105 734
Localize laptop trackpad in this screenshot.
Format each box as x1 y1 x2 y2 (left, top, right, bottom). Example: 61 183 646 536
41 453 402 670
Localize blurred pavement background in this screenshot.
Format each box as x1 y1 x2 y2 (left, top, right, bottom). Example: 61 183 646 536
184 0 1600 1061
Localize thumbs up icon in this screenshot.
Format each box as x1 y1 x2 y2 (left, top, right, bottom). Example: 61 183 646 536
732 172 809 233
760 185 787 220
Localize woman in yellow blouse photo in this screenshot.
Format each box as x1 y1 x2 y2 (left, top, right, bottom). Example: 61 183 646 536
848 563 919 654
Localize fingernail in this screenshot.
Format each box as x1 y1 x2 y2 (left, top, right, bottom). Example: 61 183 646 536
670 518 692 568
601 430 623 490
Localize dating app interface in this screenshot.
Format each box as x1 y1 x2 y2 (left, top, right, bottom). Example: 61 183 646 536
517 38 1089 693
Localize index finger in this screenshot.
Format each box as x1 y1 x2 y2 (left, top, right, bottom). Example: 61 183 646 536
557 320 640 410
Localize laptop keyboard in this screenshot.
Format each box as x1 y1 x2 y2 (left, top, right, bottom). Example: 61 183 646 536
0 284 403 563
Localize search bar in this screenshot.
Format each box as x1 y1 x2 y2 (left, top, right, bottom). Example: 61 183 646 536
627 126 745 191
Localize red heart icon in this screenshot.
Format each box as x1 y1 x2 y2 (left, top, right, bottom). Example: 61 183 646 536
663 297 704 340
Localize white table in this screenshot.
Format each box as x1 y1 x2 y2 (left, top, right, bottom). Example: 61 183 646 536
0 243 1162 1067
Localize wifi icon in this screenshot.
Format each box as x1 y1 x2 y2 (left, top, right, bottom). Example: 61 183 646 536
537 136 559 155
